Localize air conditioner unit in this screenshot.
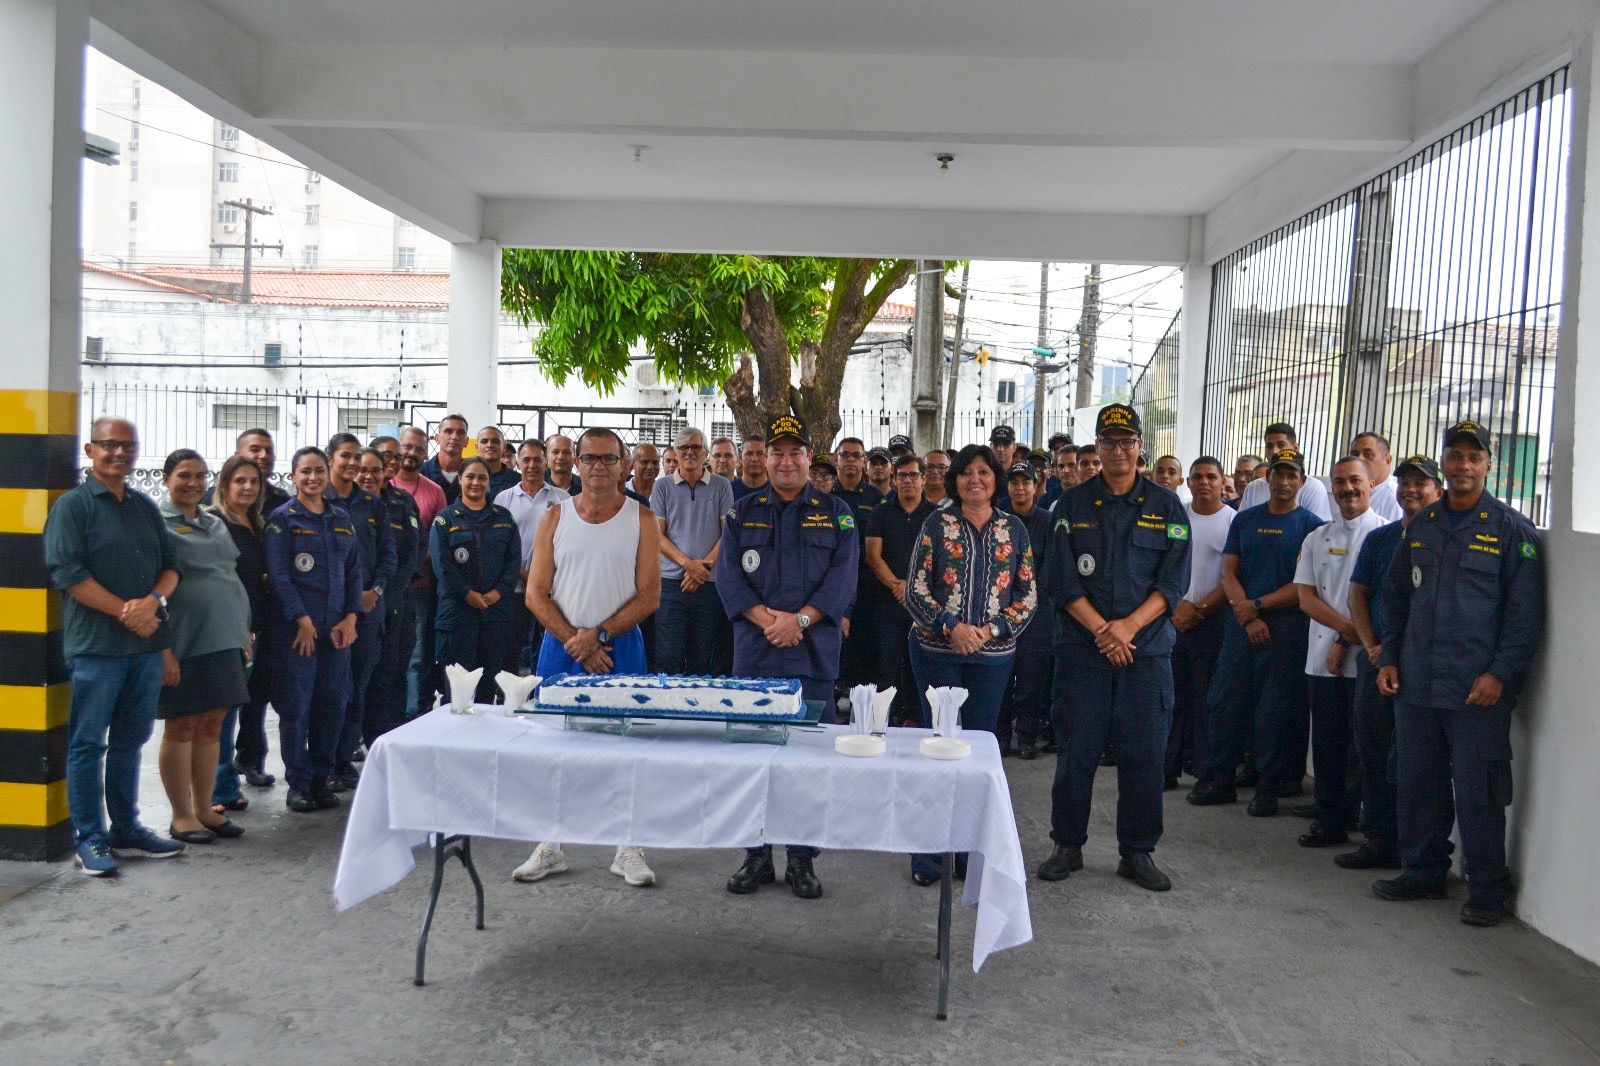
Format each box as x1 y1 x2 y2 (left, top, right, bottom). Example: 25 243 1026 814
635 363 660 387
84 337 105 363
222 222 237 233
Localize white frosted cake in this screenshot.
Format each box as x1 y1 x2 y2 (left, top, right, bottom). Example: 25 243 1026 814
535 674 806 721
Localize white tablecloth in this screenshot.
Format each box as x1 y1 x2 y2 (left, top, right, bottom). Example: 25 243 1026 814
333 709 1032 972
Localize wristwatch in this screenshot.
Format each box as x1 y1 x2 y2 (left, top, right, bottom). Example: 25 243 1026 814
153 593 169 621
596 626 612 645
1251 597 1264 613
372 584 384 599
989 622 1002 640
796 612 812 631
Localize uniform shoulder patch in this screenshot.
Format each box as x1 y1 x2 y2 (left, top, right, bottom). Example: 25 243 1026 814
1518 541 1538 559
839 514 855 531
434 514 447 526
1167 523 1190 541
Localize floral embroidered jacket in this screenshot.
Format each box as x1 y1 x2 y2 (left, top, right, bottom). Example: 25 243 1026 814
906 507 1037 657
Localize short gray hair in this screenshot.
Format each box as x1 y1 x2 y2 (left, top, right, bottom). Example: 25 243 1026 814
675 427 706 449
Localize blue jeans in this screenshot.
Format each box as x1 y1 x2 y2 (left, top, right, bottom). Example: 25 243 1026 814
655 578 725 675
907 644 1014 878
66 652 164 843
213 705 244 805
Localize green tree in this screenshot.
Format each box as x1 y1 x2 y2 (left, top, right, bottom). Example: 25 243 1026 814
500 251 916 449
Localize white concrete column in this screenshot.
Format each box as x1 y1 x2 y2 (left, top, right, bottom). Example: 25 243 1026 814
447 239 501 432
1175 219 1213 462
4 0 84 398
1558 24 1600 534
0 0 86 862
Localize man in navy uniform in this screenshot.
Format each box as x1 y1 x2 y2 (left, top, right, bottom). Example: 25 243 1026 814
1188 448 1324 814
717 415 859 899
1037 404 1190 892
1373 421 1544 927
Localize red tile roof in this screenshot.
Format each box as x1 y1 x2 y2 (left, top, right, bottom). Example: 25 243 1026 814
113 265 452 310
83 262 235 301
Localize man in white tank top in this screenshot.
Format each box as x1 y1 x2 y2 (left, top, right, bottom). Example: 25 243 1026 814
511 428 664 888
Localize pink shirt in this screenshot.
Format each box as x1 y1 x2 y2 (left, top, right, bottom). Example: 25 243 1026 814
392 474 448 586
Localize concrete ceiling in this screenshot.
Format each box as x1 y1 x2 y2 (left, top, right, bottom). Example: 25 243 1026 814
89 0 1584 261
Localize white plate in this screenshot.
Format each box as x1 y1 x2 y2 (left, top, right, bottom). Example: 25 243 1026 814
835 734 886 758
920 736 972 760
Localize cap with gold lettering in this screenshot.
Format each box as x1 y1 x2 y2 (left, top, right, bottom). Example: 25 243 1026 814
765 414 812 448
1394 454 1443 484
1443 419 1492 452
1094 403 1143 437
1268 447 1306 475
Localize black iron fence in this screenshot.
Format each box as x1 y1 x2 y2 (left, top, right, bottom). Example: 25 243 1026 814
1203 67 1569 525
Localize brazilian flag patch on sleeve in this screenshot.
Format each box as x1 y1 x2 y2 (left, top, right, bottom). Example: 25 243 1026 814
839 514 855 531
1167 523 1190 541
1518 541 1538 559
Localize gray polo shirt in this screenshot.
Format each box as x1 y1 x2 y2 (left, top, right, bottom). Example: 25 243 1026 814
650 471 734 581
159 501 251 660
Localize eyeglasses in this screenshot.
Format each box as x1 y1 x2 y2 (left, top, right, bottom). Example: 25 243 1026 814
90 440 139 453
924 464 949 472
893 471 925 481
577 454 623 467
379 451 399 462
836 450 865 459
676 444 705 453
1096 437 1142 452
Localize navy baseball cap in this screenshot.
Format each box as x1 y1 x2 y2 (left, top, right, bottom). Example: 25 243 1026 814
1443 419 1492 451
887 434 912 452
1395 453 1443 484
990 424 1017 445
1094 403 1142 437
1008 460 1041 481
1268 447 1306 474
866 447 891 463
765 414 812 448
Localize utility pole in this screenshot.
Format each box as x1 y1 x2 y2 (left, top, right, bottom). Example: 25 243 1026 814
210 198 282 304
910 260 945 453
941 261 970 446
1075 263 1101 411
1032 262 1050 447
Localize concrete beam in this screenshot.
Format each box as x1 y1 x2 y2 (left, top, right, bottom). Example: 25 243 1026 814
272 125 483 245
257 43 1414 151
483 198 1191 263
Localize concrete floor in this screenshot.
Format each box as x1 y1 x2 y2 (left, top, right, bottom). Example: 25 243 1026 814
2 737 1599 1066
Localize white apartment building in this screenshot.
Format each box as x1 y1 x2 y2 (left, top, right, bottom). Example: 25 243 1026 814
82 51 449 273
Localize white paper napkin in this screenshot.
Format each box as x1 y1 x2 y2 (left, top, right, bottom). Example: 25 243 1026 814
849 684 877 735
495 671 540 713
870 687 896 734
443 663 484 713
926 686 969 737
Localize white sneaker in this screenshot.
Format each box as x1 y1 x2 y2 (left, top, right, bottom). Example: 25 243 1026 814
512 843 569 883
610 846 656 887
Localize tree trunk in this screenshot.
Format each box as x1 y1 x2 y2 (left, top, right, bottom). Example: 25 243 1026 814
721 354 762 440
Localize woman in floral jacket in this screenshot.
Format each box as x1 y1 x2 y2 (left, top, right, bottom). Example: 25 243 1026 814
905 443 1038 733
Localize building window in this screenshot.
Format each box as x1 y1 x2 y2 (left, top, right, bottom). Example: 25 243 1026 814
218 161 239 183
129 121 140 143
128 201 138 223
84 337 105 362
126 242 136 263
219 123 238 142
305 204 319 225
263 343 283 365
338 407 403 436
213 403 279 432
396 217 414 229
711 420 736 442
218 203 240 224
131 80 141 107
305 169 321 184
395 247 416 270
997 380 1017 405
303 245 318 268
129 161 138 183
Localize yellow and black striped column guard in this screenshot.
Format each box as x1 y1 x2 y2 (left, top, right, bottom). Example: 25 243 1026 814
0 389 78 860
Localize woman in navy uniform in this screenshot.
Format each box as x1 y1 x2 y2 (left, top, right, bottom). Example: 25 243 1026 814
717 415 859 899
430 457 521 705
263 447 361 813
361 444 422 742
326 434 397 789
